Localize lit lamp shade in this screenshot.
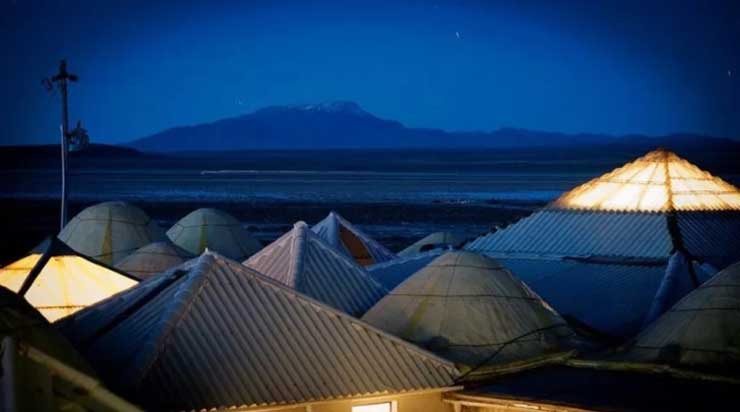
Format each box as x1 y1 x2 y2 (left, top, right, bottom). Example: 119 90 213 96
0 237 138 322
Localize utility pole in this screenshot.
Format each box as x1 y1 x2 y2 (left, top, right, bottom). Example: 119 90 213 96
44 60 87 232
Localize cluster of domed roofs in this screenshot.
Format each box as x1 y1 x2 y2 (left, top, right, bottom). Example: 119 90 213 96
2 149 740 411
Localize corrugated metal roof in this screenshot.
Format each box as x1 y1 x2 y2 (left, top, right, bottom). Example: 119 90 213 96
677 211 740 269
467 210 673 259
496 257 670 337
312 211 396 265
367 249 443 290
57 252 459 412
244 222 387 316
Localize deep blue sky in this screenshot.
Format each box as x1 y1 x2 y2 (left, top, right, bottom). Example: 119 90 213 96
2 0 739 145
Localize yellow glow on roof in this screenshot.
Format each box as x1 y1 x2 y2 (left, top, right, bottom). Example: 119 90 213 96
552 149 740 212
0 253 138 322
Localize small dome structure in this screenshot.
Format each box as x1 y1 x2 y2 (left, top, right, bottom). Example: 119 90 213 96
114 241 194 279
362 251 574 366
166 208 262 261
626 261 740 373
58 201 165 265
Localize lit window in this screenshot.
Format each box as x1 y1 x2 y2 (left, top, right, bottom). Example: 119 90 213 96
352 401 396 412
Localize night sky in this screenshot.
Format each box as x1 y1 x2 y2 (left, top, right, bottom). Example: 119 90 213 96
2 0 739 145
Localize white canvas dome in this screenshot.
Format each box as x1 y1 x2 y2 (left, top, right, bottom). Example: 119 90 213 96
166 208 262 261
58 201 165 265
363 251 574 366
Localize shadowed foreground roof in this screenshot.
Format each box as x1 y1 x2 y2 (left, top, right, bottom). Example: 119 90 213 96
312 211 396 265
57 252 459 411
244 221 387 316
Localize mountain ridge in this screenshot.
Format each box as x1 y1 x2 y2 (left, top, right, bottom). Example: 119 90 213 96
127 101 739 152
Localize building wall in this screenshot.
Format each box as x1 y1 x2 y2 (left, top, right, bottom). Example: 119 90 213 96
251 391 454 412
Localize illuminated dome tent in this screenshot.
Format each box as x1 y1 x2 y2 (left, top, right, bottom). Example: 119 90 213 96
0 237 139 321
114 241 194 279
312 211 396 266
625 261 740 375
166 208 262 261
244 221 386 316
466 149 740 337
59 201 165 265
363 251 575 367
398 232 469 257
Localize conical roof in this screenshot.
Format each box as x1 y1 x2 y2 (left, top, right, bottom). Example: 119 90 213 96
244 221 387 316
465 150 740 337
57 252 459 411
552 149 740 212
59 201 165 265
114 241 194 279
398 232 469 257
626 261 740 373
166 208 262 261
362 251 574 366
0 237 139 321
311 211 396 266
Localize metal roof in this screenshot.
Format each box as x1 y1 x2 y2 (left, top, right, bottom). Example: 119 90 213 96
244 222 387 316
677 211 740 269
496 257 670 337
466 210 674 259
312 211 396 265
367 249 443 290
57 252 458 412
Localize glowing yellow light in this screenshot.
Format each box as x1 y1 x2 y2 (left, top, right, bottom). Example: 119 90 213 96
352 402 393 412
552 149 740 212
0 253 138 322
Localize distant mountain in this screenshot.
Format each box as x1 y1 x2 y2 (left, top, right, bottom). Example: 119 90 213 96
127 100 739 152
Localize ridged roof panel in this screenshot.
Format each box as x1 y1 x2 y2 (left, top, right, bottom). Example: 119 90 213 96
312 211 396 265
58 252 459 411
466 210 673 259
496 257 671 337
244 222 387 316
